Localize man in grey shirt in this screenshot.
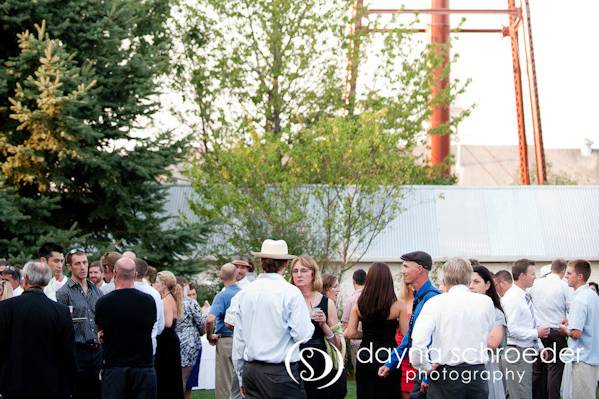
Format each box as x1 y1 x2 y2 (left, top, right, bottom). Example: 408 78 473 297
57 249 104 399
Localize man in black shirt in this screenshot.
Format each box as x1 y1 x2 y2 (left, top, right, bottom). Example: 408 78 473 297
95 257 157 399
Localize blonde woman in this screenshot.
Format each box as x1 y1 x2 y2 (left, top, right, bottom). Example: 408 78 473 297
154 271 184 399
291 256 347 399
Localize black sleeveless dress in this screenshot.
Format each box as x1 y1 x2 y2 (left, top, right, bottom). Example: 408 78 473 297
355 317 401 399
155 320 184 399
299 295 347 399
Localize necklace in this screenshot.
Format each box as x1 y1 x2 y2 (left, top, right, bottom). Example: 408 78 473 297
161 292 171 299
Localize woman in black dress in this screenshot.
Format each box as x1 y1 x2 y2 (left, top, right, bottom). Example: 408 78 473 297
344 262 403 399
291 256 347 399
154 271 184 399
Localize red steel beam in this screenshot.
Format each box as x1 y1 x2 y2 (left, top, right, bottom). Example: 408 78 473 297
521 0 546 184
367 8 520 16
507 0 530 185
369 28 504 34
430 0 451 169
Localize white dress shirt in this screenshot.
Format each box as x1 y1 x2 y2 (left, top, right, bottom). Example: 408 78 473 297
12 286 23 297
501 284 541 348
528 273 572 328
134 281 165 354
43 276 68 301
101 279 115 295
233 273 314 385
409 285 495 371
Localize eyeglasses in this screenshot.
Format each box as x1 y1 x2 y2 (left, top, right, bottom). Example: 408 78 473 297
291 268 312 275
68 248 85 254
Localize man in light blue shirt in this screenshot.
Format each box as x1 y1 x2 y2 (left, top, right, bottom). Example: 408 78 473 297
207 263 241 399
560 259 599 399
234 239 314 399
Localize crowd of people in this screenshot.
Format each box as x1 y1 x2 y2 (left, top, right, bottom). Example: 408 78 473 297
0 239 598 399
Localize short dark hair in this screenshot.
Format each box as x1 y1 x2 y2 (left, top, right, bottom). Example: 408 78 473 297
89 261 102 271
66 249 86 266
494 269 513 284
37 242 64 259
260 258 288 273
134 258 148 277
512 259 535 281
588 282 598 293
551 258 567 273
568 259 591 282
352 269 366 285
0 258 7 267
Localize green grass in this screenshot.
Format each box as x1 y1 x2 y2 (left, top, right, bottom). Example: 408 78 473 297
192 378 599 399
191 377 358 399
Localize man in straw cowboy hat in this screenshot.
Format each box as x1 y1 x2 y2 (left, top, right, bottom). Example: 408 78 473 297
231 239 314 399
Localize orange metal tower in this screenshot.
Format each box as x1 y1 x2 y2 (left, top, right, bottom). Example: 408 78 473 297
347 0 546 184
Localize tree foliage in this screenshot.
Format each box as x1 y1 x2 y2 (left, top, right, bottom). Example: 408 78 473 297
0 1 208 273
178 0 469 272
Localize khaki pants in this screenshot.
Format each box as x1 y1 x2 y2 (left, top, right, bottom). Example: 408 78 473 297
216 337 234 399
572 362 599 399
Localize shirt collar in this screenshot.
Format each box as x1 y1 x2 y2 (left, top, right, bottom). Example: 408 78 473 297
67 278 94 289
574 284 590 294
23 287 44 294
448 284 469 294
414 279 434 298
257 273 285 281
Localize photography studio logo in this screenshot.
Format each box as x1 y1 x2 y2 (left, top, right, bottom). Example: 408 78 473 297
285 340 345 389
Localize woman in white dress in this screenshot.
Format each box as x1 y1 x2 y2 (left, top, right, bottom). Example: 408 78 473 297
469 263 506 399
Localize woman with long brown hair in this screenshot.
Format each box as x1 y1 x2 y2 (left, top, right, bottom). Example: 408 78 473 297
154 271 184 399
345 263 403 399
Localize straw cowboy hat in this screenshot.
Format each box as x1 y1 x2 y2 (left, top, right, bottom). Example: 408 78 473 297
251 239 296 260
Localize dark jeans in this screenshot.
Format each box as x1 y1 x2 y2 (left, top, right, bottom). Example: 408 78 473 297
243 361 305 399
74 344 102 399
533 328 567 399
101 367 157 399
427 363 488 399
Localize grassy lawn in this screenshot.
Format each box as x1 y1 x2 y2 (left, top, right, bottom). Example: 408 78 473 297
192 378 599 399
192 377 358 399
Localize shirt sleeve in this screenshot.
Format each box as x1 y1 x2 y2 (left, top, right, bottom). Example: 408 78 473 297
191 301 205 329
409 300 436 372
503 297 538 342
385 334 408 369
56 288 69 307
342 296 353 324
568 297 587 332
287 291 315 343
210 293 225 319
225 294 240 327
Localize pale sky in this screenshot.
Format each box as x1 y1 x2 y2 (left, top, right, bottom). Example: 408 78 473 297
152 0 598 150
379 0 599 149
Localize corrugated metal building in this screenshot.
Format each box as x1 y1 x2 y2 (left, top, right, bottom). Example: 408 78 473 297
164 185 599 288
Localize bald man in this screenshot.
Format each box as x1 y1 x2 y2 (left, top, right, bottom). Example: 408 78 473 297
95 257 158 399
207 263 241 399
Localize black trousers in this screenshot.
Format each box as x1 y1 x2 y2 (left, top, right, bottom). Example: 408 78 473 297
533 328 567 399
427 363 488 399
101 367 157 399
243 361 306 399
74 344 102 399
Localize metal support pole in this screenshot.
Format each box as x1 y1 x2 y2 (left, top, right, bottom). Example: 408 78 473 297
430 0 451 169
345 0 363 115
521 0 547 184
507 0 530 184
